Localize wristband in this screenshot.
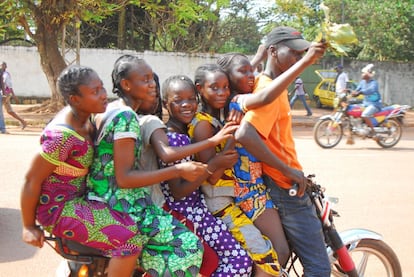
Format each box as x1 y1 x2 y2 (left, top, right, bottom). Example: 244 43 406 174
237 95 248 113
229 95 248 113
229 101 243 113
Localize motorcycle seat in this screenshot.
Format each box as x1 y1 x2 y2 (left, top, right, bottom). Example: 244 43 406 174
64 239 105 256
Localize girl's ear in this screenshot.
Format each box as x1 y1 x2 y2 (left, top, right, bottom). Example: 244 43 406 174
68 94 80 106
195 83 202 102
120 78 130 92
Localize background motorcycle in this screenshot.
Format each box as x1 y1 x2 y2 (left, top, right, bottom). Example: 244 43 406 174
313 92 410 148
285 175 402 277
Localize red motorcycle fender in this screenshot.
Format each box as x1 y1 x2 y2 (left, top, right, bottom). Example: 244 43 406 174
326 228 383 262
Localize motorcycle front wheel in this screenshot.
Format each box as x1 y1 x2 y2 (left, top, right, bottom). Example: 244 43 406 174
313 119 343 148
376 118 403 148
331 239 402 277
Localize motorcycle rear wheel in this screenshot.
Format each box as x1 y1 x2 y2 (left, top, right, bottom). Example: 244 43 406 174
313 119 343 148
376 118 403 148
331 239 402 277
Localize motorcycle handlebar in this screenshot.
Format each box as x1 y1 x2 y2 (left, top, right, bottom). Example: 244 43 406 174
289 183 299 196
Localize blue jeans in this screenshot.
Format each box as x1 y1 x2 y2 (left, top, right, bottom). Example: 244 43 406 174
0 96 6 133
290 94 312 115
263 175 331 276
361 104 380 117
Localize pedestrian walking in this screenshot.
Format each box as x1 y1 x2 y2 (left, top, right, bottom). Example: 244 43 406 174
289 76 312 116
1 61 27 129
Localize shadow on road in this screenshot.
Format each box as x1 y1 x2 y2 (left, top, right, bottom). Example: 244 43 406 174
0 208 37 263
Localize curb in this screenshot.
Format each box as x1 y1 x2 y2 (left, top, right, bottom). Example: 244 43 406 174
3 105 414 134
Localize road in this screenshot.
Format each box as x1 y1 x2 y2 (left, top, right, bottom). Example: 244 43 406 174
1 127 413 276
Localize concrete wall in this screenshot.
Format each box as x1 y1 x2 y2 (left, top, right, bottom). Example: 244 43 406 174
346 61 414 106
0 46 218 99
1 46 413 107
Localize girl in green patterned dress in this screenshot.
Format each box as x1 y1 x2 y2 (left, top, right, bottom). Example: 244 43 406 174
87 54 206 277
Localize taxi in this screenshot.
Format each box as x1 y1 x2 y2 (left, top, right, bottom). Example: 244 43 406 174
313 69 361 108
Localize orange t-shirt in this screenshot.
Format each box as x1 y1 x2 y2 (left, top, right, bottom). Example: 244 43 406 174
243 74 302 189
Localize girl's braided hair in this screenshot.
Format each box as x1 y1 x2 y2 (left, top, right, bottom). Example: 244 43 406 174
194 63 227 110
194 63 226 87
161 74 197 103
57 65 96 103
111 54 146 97
216 52 249 75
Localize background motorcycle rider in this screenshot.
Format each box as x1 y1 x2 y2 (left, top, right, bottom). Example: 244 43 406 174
351 64 382 137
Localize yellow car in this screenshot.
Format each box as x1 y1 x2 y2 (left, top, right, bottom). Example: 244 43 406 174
313 70 361 108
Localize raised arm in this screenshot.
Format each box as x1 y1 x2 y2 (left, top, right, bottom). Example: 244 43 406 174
250 44 267 71
239 41 327 110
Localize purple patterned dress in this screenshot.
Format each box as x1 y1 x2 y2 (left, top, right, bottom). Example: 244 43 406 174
160 131 253 277
36 125 142 257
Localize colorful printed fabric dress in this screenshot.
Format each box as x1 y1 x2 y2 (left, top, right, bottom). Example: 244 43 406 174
87 107 203 277
188 112 281 276
233 143 275 221
160 131 253 277
36 124 142 257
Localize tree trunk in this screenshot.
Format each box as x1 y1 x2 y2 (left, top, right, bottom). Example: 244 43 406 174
118 6 126 49
33 21 67 112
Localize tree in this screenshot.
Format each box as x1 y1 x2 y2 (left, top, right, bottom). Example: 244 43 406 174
0 1 121 111
213 0 264 54
324 0 414 61
0 0 234 109
271 0 414 62
77 0 264 54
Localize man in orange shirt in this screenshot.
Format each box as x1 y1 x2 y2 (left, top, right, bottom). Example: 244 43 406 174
236 26 330 276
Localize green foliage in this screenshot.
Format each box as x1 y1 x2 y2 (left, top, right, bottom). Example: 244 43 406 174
316 3 358 56
323 0 414 61
2 0 411 61
269 0 414 62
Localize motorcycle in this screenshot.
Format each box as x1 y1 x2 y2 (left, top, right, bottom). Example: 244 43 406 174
44 234 144 277
313 92 410 148
285 175 402 277
44 175 402 277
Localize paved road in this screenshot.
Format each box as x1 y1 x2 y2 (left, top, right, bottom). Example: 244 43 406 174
1 127 413 276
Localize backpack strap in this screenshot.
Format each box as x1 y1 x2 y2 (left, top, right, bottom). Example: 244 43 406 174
95 106 135 145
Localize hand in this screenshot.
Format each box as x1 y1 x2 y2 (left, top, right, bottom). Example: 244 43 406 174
302 41 328 65
227 94 245 123
211 148 239 170
210 122 238 145
22 225 44 248
285 168 308 197
176 161 208 182
227 109 244 124
351 91 359 97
